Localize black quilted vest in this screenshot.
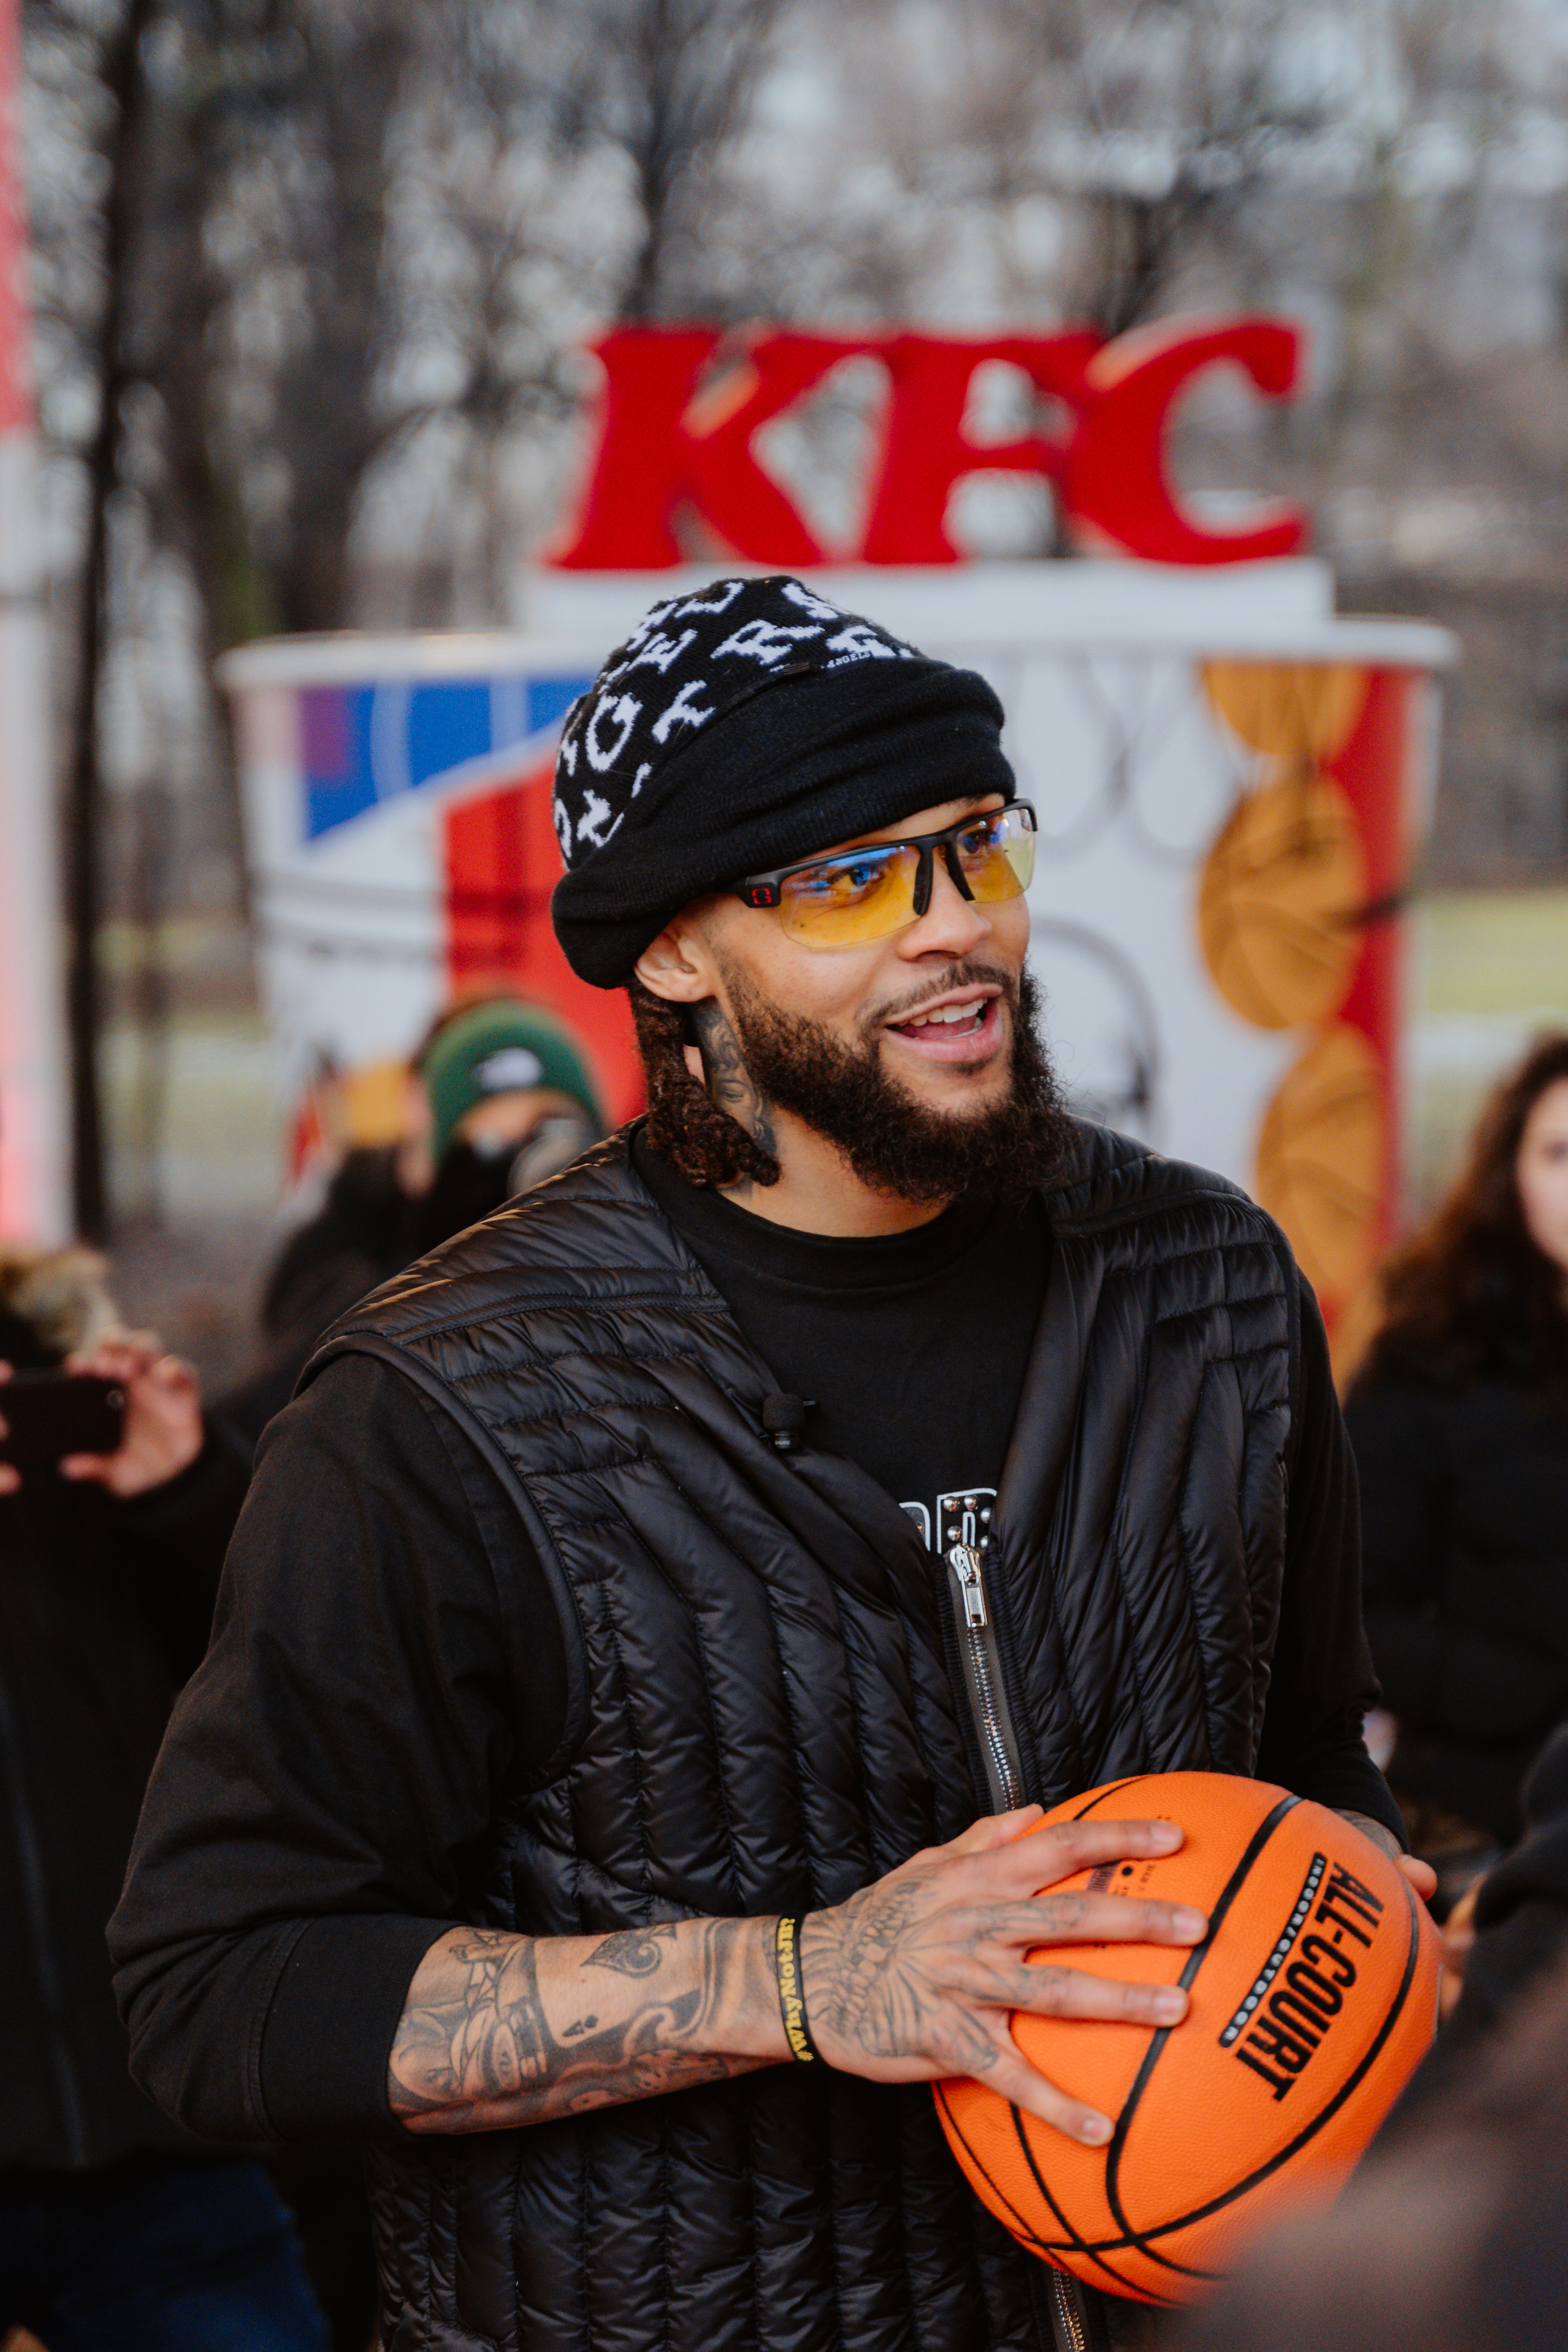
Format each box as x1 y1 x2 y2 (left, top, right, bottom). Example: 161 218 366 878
306 1121 1298 2352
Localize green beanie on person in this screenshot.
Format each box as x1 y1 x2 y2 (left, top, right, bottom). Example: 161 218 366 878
420 1000 607 1165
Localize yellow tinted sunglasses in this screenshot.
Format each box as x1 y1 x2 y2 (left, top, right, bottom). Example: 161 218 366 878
732 801 1037 949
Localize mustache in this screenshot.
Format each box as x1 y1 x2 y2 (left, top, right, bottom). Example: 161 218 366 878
860 959 1019 1038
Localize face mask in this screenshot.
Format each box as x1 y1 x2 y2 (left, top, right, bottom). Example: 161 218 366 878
505 1111 600 1193
414 1110 600 1255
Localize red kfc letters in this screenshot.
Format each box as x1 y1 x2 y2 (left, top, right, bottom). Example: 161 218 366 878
1063 316 1305 566
551 317 1307 570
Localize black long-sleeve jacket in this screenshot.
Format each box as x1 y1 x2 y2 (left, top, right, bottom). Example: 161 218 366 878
0 1428 249 2167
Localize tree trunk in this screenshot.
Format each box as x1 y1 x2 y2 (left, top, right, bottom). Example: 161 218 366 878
64 0 155 1239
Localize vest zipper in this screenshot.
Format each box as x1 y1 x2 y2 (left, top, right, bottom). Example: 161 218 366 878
1047 2268 1093 2352
945 1539 1089 2346
944 1536 1025 1812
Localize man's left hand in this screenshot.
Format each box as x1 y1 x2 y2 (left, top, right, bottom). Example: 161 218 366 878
60 1331 204 1498
1338 1808 1438 1903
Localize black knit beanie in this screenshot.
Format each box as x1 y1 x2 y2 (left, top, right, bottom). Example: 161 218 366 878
549 574 1013 986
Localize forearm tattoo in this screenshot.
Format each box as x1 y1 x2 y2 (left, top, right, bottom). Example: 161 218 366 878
388 1916 771 2132
583 1923 679 1976
689 998 777 1192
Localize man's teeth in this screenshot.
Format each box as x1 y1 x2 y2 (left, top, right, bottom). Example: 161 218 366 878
904 1002 985 1030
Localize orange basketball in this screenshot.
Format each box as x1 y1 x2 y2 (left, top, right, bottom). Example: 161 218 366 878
934 1772 1440 2306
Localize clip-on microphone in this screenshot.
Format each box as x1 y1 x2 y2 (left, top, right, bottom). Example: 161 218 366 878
761 1395 816 1453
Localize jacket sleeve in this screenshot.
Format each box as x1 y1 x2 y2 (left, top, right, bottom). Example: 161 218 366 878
111 1420 255 1681
108 1353 569 2144
1456 1728 1568 2026
1344 1376 1567 1745
1374 1728 1568 2138
1254 1278 1405 1843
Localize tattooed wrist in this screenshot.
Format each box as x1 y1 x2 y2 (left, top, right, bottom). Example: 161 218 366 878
388 1913 786 2134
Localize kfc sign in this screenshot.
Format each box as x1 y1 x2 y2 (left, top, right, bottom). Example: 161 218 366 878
552 316 1307 572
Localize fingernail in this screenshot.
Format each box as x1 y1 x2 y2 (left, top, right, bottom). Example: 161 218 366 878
1080 2114 1112 2145
1153 1989 1186 2021
1174 1908 1207 1938
1151 1822 1182 1847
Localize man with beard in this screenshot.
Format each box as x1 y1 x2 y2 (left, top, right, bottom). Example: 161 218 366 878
112 578 1419 2352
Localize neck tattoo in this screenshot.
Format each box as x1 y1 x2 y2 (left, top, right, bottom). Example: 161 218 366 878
691 998 778 1196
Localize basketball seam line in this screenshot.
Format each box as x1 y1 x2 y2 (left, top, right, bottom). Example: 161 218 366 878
1000 1782 1290 2297
934 2082 1074 2270
1098 1793 1303 2278
1069 1778 1150 1823
959 1776 1169 2305
1003 2098 1166 2304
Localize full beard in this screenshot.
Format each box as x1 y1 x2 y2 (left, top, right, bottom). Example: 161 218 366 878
720 956 1074 1205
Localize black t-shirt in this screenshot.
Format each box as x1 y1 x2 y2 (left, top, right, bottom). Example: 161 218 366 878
109 1135 1402 2149
631 1130 1051 1554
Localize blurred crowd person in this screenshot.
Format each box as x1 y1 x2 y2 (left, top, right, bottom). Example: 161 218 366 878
1344 1035 1568 1913
222 996 605 1448
1420 1724 1568 2073
0 1248 329 2350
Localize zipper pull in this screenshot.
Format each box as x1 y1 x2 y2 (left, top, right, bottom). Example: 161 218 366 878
946 1542 988 1628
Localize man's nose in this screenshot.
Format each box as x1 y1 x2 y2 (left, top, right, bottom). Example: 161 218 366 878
899 851 992 959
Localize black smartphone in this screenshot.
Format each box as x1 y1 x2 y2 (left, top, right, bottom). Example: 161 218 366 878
0 1371 126 1470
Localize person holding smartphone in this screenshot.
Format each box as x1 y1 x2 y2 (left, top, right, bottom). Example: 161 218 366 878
0 1251 329 2351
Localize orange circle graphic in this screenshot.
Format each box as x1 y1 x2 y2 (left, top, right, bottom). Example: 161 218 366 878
1254 1025 1385 1303
1202 660 1369 764
1198 775 1366 1032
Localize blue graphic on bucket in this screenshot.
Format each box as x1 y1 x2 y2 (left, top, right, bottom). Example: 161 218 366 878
301 674 592 840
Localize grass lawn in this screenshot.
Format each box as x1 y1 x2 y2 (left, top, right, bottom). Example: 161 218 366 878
1410 888 1568 1213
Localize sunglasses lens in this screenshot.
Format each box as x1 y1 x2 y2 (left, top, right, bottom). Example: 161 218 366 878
778 843 920 944
954 806 1036 901
765 805 1036 946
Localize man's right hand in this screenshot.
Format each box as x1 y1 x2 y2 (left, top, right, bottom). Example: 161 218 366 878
802 1805 1206 2145
389 1806 1205 2145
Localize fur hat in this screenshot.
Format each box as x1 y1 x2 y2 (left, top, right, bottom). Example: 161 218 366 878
0 1247 119 1369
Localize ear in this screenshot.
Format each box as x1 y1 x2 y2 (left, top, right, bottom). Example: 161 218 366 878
633 915 719 1005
